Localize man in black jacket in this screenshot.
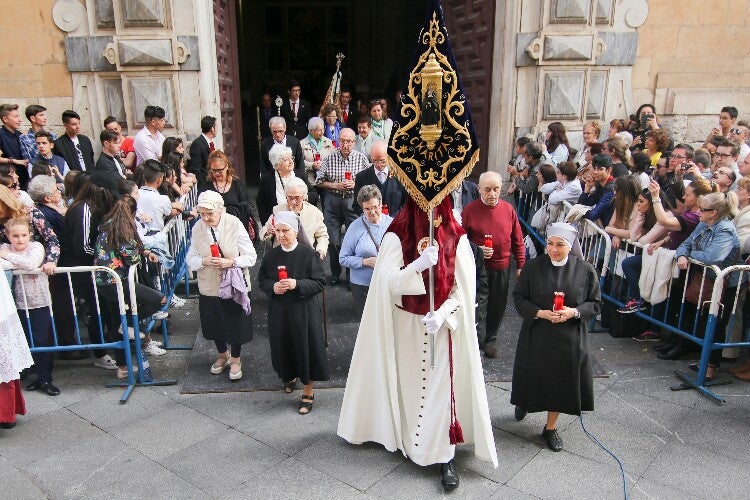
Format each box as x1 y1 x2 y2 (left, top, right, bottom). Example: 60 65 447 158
93 129 127 184
54 110 95 173
353 140 406 216
260 116 305 174
187 115 217 181
280 80 312 140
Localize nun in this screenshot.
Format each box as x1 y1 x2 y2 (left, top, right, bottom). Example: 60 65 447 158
510 222 601 452
258 211 328 414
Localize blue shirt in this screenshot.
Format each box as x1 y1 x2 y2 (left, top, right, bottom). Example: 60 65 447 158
0 126 23 160
20 129 57 163
339 214 393 286
675 219 745 287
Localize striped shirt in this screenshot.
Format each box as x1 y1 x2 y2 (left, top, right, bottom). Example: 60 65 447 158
315 149 369 197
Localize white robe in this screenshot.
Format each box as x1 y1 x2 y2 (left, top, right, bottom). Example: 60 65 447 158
337 233 498 467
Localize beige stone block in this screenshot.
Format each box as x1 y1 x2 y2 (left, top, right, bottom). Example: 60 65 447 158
39 97 74 131
694 0 731 25
631 59 652 89
645 0 699 26
637 26 679 58
42 64 73 97
2 0 42 28
676 26 725 58
659 72 743 89
4 31 47 66
720 26 748 57
632 89 655 110
0 80 43 99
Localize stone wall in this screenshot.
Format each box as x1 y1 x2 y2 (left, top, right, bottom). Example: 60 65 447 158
631 0 750 143
0 0 73 134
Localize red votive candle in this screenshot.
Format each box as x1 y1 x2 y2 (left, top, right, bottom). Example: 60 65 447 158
553 292 565 311
382 204 389 215
484 234 493 248
210 243 220 258
278 266 288 280
345 171 352 180
314 152 321 162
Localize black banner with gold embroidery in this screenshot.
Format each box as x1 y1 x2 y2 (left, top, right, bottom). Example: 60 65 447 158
387 0 479 213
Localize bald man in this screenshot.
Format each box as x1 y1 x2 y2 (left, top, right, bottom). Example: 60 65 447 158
461 171 526 358
353 140 407 216
315 128 371 285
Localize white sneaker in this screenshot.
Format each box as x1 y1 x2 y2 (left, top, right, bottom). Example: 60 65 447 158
152 311 169 320
94 355 118 370
143 341 167 356
118 325 144 340
170 295 186 308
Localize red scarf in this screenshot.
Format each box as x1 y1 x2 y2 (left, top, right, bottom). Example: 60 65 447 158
387 197 465 315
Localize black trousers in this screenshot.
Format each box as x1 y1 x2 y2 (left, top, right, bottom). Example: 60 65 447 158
350 283 369 319
19 307 53 383
323 193 356 278
483 267 511 348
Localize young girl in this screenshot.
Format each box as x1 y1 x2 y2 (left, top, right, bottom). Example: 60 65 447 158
94 195 168 378
0 265 33 429
0 217 58 396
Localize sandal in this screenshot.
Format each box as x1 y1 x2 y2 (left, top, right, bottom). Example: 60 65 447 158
283 378 298 394
210 353 230 374
228 360 243 381
298 394 314 415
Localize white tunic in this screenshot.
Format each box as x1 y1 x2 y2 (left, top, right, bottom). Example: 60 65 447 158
337 233 498 467
0 270 34 384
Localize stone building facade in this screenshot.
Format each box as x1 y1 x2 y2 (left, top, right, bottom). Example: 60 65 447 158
1 0 748 179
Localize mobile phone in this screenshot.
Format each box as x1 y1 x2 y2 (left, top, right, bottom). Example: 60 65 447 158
641 113 654 129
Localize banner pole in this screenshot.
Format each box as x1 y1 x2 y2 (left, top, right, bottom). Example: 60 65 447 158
429 207 436 368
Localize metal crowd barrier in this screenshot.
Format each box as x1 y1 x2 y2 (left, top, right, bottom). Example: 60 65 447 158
13 266 137 403
139 185 197 350
516 190 749 405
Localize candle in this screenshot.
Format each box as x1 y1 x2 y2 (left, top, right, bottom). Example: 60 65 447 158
484 234 492 248
553 292 565 311
210 243 220 258
382 204 389 215
314 152 321 162
345 171 352 180
278 266 288 280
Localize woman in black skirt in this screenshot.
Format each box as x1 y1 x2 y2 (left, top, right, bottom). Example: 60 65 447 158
258 211 327 414
186 191 257 381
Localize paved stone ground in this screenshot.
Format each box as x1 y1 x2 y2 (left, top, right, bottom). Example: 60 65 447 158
2 293 750 500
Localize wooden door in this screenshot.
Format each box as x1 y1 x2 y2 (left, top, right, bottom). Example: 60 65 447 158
214 0 246 179
441 0 496 177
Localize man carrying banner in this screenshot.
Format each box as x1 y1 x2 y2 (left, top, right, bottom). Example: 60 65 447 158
337 2 497 490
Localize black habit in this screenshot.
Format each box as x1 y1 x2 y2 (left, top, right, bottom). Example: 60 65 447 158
258 243 328 384
510 254 600 415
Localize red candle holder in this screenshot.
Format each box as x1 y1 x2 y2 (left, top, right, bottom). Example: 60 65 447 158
344 171 352 180
210 243 220 258
484 234 493 248
278 266 288 280
553 292 565 311
382 204 389 215
314 152 321 162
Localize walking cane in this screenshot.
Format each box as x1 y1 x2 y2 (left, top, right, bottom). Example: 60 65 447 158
322 288 329 347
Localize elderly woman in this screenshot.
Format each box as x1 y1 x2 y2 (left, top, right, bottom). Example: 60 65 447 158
572 121 601 169
321 104 343 147
258 211 327 414
668 192 745 378
339 185 394 317
300 116 335 192
186 191 257 381
27 175 65 234
198 151 253 234
256 144 299 224
259 177 328 259
511 222 600 452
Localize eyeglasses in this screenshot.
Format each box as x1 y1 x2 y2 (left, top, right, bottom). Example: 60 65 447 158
210 167 227 173
670 154 688 160
715 152 734 159
699 207 716 212
339 139 355 144
730 128 741 135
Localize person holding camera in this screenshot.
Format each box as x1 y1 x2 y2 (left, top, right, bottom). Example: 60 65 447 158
629 104 660 152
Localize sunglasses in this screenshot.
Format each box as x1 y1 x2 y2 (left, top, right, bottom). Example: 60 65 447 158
730 128 741 135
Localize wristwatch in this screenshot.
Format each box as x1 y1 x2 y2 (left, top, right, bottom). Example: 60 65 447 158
573 308 580 319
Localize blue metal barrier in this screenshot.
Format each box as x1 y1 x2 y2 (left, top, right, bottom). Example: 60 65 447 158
13 266 137 403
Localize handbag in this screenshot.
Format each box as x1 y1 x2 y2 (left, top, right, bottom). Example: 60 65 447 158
684 271 716 307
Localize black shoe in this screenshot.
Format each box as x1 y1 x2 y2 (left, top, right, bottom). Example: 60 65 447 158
514 405 527 421
657 344 690 360
0 422 16 429
483 345 498 359
26 379 41 391
542 427 563 452
29 381 60 396
439 461 459 491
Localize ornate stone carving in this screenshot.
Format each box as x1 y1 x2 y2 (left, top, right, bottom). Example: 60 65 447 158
175 41 191 65
52 0 88 34
586 71 607 119
129 78 175 126
104 42 118 65
617 0 649 29
595 0 612 24
543 71 585 120
543 35 593 61
118 39 173 66
122 0 168 28
526 37 543 61
549 0 590 24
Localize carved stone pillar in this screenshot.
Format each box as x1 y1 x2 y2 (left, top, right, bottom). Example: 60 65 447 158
52 0 221 153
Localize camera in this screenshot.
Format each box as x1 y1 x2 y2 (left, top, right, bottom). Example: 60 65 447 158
640 113 655 130
680 163 689 172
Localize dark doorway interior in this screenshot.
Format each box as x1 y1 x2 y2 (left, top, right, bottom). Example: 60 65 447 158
235 0 425 183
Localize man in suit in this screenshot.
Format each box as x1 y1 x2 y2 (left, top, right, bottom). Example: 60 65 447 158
339 89 359 129
450 179 480 213
53 109 95 174
280 80 312 140
258 93 274 140
260 116 312 203
93 129 127 183
353 140 406 217
187 115 217 181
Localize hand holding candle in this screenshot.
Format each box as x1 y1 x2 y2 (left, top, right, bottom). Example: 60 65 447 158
277 265 288 280
210 243 221 258
553 292 565 311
